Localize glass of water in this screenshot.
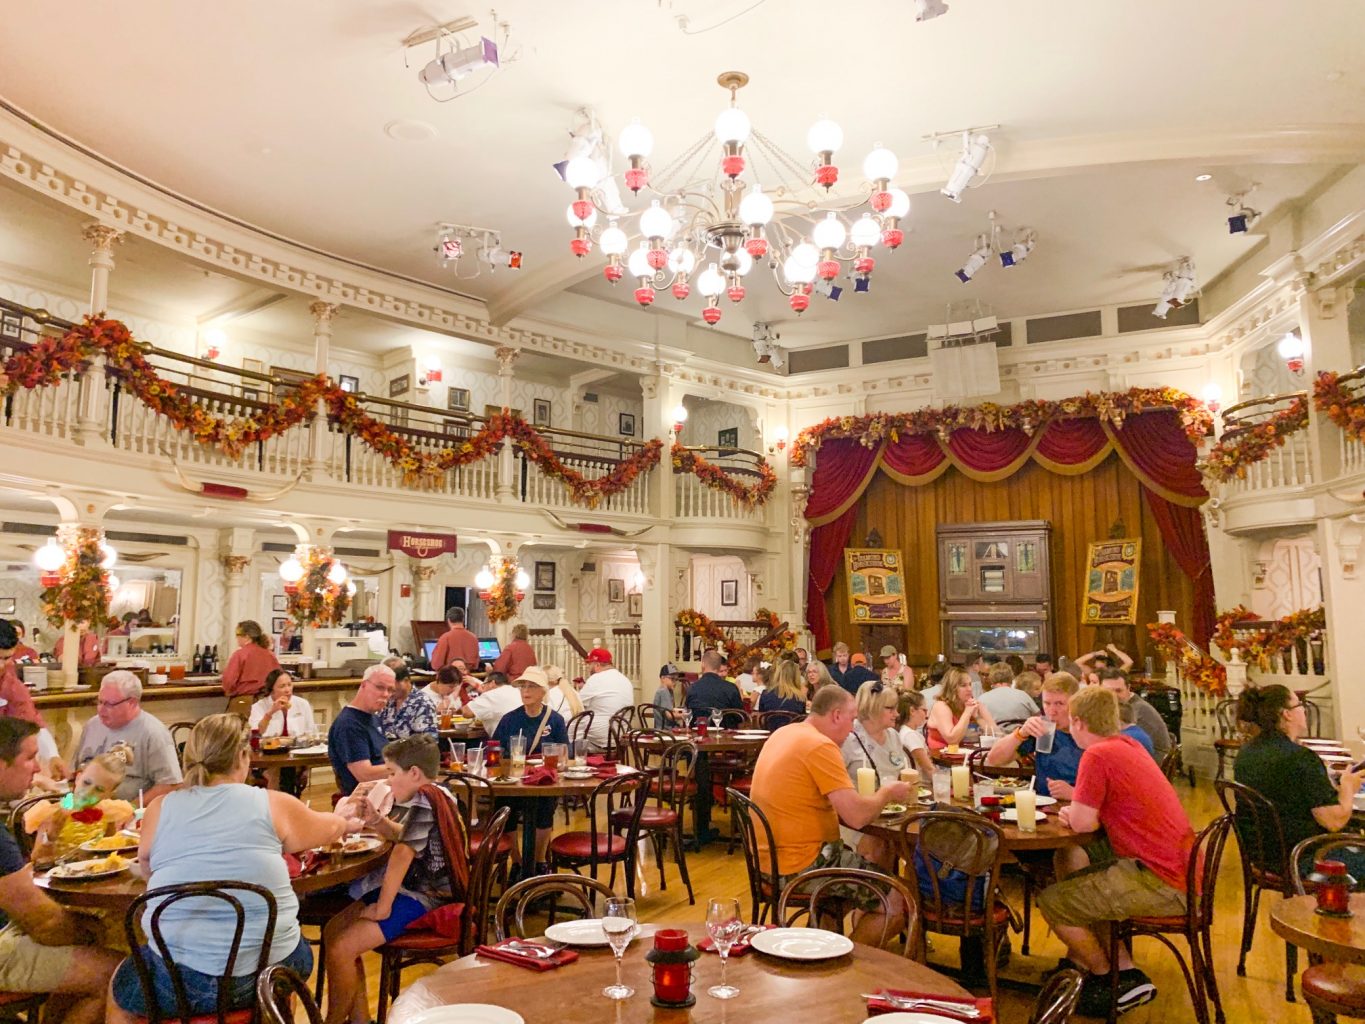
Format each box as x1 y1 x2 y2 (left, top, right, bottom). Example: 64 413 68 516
932 769 953 804
711 708 725 730
1036 720 1057 755
705 897 744 999
601 896 638 1000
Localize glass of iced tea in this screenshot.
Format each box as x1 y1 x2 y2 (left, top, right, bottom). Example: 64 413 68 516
543 742 565 772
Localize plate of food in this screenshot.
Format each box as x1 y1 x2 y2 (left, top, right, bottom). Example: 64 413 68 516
80 834 140 854
880 802 908 816
50 854 133 880
321 835 384 856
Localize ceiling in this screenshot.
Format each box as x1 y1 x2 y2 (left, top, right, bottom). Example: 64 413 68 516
2 0 1364 352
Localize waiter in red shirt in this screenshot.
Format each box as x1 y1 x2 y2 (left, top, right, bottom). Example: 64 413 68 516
221 620 282 697
0 620 46 728
492 623 537 679
53 626 101 667
431 607 479 671
7 621 39 665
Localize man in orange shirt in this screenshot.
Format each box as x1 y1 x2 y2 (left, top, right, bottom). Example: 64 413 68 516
749 685 912 945
430 607 479 671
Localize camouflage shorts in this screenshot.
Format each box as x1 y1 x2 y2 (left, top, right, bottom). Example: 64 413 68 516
772 841 891 913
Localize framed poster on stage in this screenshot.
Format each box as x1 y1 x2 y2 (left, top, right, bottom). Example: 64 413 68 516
1082 538 1142 626
844 548 908 625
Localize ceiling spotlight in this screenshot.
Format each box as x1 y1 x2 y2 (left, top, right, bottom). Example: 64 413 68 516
913 0 950 20
1226 187 1261 234
999 230 1036 268
941 132 992 202
956 234 993 283
1194 173 1213 182
1153 257 1197 318
418 36 498 89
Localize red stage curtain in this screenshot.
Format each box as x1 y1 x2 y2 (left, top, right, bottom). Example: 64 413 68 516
1106 410 1208 506
806 505 860 652
943 428 1039 481
1035 417 1110 472
805 439 884 651
882 433 947 483
1144 491 1216 647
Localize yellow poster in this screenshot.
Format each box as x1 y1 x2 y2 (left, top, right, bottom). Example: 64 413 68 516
845 548 908 625
1082 538 1142 626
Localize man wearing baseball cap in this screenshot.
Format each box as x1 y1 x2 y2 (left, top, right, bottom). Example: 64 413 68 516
579 647 633 752
653 663 685 730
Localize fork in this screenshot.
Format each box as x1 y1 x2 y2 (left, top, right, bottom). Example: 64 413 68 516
503 940 558 959
860 993 981 1017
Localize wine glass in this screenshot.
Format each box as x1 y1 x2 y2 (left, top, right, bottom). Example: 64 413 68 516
710 708 725 730
601 896 637 1000
705 897 743 999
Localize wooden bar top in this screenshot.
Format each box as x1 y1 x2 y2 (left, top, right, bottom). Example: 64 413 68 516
31 675 368 709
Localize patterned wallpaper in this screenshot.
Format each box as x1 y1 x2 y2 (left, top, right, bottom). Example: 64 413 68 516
689 554 753 619
679 398 756 450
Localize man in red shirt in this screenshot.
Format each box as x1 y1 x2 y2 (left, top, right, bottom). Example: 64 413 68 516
1038 686 1194 1016
430 607 479 671
0 621 45 730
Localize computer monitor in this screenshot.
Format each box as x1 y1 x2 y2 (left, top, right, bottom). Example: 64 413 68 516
422 640 438 665
478 637 501 662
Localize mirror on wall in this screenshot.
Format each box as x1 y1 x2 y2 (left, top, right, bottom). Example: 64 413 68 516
0 560 182 653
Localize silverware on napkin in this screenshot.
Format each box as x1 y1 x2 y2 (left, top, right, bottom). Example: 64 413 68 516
861 993 982 1017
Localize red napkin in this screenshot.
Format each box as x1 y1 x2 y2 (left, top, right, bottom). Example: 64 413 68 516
866 990 993 1021
283 853 302 878
520 766 558 786
476 939 579 971
698 925 774 957
586 755 617 768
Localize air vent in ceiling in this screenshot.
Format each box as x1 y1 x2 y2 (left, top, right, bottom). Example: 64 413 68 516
1117 298 1201 332
583 392 599 403
2 523 189 546
1025 311 1103 344
261 542 379 558
788 345 850 374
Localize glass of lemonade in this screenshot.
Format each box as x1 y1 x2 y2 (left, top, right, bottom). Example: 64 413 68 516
509 734 527 778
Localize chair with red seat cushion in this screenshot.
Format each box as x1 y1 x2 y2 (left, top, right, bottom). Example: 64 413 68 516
1105 813 1233 1024
616 732 696 903
122 880 277 1024
549 773 647 898
444 773 516 860
374 804 510 1023
1216 778 1298 1000
898 810 1014 1009
256 964 322 1024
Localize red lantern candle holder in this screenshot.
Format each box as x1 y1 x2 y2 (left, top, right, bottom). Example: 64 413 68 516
645 929 699 1008
1309 859 1355 917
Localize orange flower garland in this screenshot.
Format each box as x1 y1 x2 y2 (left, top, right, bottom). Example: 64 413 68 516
1314 370 1365 442
1201 397 1309 482
1146 621 1227 695
1211 604 1324 669
670 444 777 508
790 388 1212 467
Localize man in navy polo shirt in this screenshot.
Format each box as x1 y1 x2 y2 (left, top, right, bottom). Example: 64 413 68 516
328 664 395 794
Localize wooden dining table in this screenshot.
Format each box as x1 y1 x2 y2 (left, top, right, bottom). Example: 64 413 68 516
864 795 1094 853
633 729 772 847
34 842 392 911
1271 893 1365 965
388 923 974 1024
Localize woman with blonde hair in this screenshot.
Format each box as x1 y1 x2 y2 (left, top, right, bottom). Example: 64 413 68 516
840 680 911 862
757 659 807 726
926 667 998 750
107 714 360 1022
544 664 583 719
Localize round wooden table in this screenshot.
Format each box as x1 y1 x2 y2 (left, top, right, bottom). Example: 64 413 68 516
388 923 972 1024
35 843 391 912
633 729 771 754
248 748 333 771
864 797 1094 854
1271 893 1365 965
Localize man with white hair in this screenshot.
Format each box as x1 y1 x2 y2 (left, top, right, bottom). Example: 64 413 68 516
72 670 181 801
327 664 395 795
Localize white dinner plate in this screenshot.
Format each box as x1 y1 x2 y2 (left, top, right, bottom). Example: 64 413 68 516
1026 794 1057 807
404 1006 525 1024
544 918 609 946
749 927 854 960
49 857 133 881
860 1013 961 1023
79 836 140 854
1000 809 1054 823
732 730 770 738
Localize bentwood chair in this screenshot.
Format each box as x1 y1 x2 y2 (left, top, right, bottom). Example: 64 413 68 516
1212 698 1247 781
1030 968 1085 1024
634 701 662 730
1289 833 1365 1021
606 707 637 759
1215 778 1297 1000
124 881 278 1024
1105 813 1233 1024
256 965 322 1024
565 710 596 752
7 794 60 860
616 732 697 903
493 875 616 940
778 867 921 957
726 787 784 925
754 709 804 729
549 773 647 898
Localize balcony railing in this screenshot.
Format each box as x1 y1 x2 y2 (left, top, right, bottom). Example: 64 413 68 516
1218 391 1313 494
1333 367 1365 475
674 445 769 523
529 627 641 687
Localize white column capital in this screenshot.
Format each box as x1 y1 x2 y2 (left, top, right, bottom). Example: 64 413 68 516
82 222 123 262
495 346 521 376
309 301 339 328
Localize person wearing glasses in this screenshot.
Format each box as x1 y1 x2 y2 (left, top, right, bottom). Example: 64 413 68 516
1234 684 1365 877
327 665 397 795
71 670 181 802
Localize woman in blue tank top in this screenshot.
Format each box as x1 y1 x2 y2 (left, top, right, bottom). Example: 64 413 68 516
107 714 361 1021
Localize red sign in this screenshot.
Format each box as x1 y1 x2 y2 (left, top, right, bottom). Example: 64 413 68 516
387 531 457 560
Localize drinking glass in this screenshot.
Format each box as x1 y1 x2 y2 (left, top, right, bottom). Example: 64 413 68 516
972 781 994 806
710 708 724 730
932 769 953 804
448 741 465 768
705 897 743 999
1036 720 1057 755
601 896 638 999
466 745 485 777
542 742 564 771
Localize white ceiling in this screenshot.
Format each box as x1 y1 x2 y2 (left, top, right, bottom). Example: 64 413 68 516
2 0 1364 351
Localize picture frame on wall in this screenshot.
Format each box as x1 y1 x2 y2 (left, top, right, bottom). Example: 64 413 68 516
533 398 552 427
534 561 555 591
447 387 471 411
0 598 14 615
607 578 625 603
338 374 360 393
271 617 288 634
443 420 470 438
618 412 636 436
717 427 739 449
720 579 738 606
271 595 288 612
389 374 411 398
532 593 556 610
628 592 642 617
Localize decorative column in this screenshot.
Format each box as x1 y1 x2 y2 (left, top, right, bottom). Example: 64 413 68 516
1296 280 1352 481
636 544 666 702
640 369 676 520
75 223 123 447
783 479 811 644
308 301 338 478
221 555 251 653
495 346 520 501
410 561 437 620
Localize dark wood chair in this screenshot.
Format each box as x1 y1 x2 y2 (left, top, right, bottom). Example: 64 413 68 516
1212 697 1246 781
549 773 647 897
1160 745 1183 783
1289 833 1365 1021
753 709 804 729
7 794 61 860
493 875 615 940
443 773 515 863
1215 778 1297 1000
726 786 783 924
1030 967 1085 1024
778 867 920 957
256 964 322 1024
634 701 661 729
606 707 636 759
1104 813 1233 1024
169 721 195 759
124 880 277 1024
565 710 595 754
0 992 45 1022
616 732 696 904
1300 696 1324 739
897 809 1014 1009
374 803 510 1023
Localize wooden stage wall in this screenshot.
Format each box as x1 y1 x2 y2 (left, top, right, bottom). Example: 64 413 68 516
823 452 1195 665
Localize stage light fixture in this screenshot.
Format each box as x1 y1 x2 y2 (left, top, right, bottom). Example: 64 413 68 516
955 234 993 283
1152 257 1197 318
941 132 992 202
1000 230 1036 268
1225 185 1261 234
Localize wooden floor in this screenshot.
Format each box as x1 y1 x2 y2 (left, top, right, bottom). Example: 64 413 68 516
299 777 1323 1023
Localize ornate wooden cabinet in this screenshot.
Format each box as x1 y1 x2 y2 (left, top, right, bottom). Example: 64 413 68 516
937 520 1052 661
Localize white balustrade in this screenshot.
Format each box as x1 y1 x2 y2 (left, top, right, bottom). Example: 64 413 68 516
522 455 648 515
673 472 768 523
4 369 83 440
325 420 498 500
528 629 639 687
1341 428 1365 476
1224 427 1313 495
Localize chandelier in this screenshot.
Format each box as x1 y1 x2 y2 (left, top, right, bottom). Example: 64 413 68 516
561 72 910 324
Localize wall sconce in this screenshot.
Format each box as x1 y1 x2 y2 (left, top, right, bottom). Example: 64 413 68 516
630 570 646 593
768 425 789 455
1200 382 1222 414
419 358 443 386
1278 332 1306 376
202 327 227 361
671 404 689 436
